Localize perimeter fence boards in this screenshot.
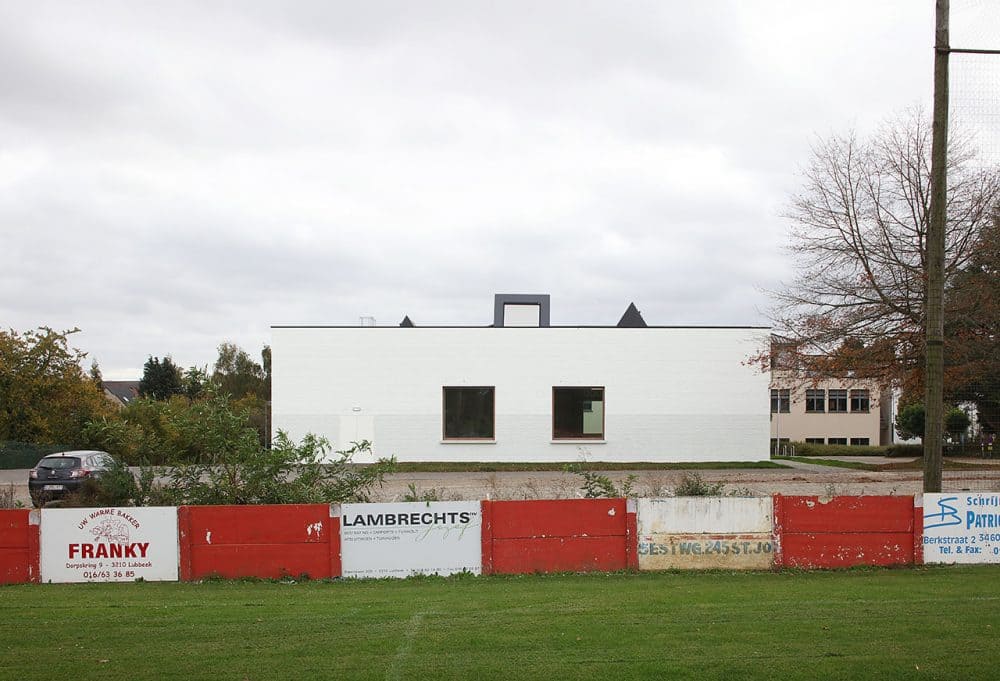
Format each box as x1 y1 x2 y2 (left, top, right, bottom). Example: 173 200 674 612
773 495 916 569
340 501 482 578
923 493 1000 564
0 509 38 584
483 499 636 575
636 498 774 570
40 507 179 583
7 494 968 586
178 504 339 581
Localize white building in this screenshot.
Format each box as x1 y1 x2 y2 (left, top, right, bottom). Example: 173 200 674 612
271 295 771 463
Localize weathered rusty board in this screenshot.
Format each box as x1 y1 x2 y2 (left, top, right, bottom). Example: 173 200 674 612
637 497 774 570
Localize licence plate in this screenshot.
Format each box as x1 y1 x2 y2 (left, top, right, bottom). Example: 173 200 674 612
43 484 64 491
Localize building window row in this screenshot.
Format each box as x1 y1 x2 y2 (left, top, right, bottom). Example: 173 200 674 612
443 386 605 441
804 437 871 446
772 388 871 414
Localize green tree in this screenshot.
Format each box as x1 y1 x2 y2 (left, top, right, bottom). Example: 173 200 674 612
896 403 925 441
139 356 184 400
211 342 271 446
0 327 115 444
944 211 1000 435
182 366 210 400
212 342 267 400
945 407 971 441
89 360 103 387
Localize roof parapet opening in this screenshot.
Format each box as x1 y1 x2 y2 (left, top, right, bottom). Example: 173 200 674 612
493 294 550 327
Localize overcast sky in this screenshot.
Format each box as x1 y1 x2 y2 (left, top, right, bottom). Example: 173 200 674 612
1 1 993 379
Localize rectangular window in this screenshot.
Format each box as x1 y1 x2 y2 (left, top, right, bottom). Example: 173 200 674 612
805 389 825 413
827 437 847 445
828 389 848 413
553 387 604 439
442 387 495 439
850 389 870 413
805 437 825 444
770 438 791 455
850 437 870 446
770 389 790 413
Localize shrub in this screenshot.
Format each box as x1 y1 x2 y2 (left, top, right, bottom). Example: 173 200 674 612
565 464 636 498
1 482 23 509
784 441 883 457
884 444 924 458
156 434 395 506
60 460 167 508
672 472 725 497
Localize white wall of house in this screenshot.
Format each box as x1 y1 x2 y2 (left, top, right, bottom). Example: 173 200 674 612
271 326 770 463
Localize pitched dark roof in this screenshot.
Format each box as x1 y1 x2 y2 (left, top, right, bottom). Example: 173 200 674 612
616 302 647 328
102 380 140 405
399 315 415 327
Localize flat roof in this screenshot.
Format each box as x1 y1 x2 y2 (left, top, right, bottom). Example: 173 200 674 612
271 324 771 330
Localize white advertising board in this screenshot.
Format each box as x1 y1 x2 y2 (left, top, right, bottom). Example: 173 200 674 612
340 501 481 578
923 493 1000 564
41 507 179 583
636 497 774 570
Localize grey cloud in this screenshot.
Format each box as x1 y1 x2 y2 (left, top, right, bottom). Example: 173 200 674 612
2 0 980 378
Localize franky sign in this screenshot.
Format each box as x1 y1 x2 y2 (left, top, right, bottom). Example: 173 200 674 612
41 507 179 582
340 501 481 578
923 493 1000 564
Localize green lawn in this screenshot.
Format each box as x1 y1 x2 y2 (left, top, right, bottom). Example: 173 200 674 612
2 566 997 680
782 455 1000 473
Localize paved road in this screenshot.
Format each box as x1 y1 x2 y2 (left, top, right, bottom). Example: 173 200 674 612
5 459 999 507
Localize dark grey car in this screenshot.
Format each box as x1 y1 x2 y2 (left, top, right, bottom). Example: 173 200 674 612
28 451 116 506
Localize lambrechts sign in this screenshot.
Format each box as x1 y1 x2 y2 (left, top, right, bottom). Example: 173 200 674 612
40 507 179 583
339 501 481 578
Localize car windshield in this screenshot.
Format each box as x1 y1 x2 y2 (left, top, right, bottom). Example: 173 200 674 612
37 457 81 470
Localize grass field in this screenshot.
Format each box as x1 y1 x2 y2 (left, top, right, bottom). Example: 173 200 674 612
783 456 1000 473
2 566 998 680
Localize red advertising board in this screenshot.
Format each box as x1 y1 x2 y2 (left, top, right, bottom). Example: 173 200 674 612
179 504 339 580
0 510 39 584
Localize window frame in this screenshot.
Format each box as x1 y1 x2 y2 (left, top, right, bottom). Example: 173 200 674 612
850 437 871 446
828 389 848 413
770 388 790 414
827 437 847 445
850 389 871 413
552 386 605 440
805 389 825 413
441 386 496 441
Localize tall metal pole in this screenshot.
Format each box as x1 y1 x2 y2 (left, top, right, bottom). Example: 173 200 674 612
924 0 949 493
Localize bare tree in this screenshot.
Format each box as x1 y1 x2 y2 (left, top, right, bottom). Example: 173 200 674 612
766 109 1000 391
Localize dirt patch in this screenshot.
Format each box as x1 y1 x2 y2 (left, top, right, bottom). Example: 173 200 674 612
6 464 1000 508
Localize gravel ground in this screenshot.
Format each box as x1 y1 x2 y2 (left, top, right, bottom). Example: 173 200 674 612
373 462 1000 501
5 459 1000 507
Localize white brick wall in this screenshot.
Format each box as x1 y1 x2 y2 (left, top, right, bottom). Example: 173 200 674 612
271 326 771 463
